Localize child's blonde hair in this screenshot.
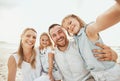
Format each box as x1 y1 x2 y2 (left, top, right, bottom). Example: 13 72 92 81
39 32 53 50
62 14 86 28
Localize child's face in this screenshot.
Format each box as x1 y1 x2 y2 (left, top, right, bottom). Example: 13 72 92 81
62 17 80 35
40 35 50 48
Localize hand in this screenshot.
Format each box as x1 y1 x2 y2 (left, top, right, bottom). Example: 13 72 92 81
93 43 118 62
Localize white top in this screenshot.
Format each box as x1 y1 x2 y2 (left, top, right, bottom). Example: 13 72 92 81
12 48 42 81
39 47 58 73
54 40 92 81
74 26 115 71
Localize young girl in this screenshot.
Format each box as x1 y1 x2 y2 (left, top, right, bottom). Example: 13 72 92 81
35 32 62 81
61 2 120 81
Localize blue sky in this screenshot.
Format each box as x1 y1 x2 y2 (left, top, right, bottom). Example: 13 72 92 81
0 0 120 46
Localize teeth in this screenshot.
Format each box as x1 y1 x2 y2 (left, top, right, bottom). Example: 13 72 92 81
27 41 33 45
57 37 63 42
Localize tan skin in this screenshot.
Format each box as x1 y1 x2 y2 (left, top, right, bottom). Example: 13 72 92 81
8 30 37 81
93 43 118 61
8 56 17 81
48 53 55 81
116 0 120 4
86 1 119 61
87 2 120 42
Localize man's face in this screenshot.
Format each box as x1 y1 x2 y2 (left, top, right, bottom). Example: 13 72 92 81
49 25 68 47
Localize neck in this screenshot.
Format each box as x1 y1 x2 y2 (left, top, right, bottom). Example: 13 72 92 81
23 47 33 60
57 40 69 52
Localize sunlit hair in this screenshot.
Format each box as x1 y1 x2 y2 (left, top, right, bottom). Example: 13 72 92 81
39 32 53 50
62 14 86 28
18 28 37 69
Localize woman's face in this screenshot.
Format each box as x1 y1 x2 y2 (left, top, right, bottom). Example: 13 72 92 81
21 30 37 49
62 17 80 35
40 35 50 48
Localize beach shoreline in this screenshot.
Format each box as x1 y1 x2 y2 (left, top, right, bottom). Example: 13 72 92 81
0 43 120 81
0 47 22 81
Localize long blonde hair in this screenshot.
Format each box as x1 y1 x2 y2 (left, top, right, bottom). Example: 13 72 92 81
18 28 37 69
39 32 53 50
62 14 86 28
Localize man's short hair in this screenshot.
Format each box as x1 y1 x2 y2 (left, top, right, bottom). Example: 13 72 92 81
48 24 61 35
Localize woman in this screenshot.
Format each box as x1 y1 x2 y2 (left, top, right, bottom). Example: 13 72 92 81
7 28 41 81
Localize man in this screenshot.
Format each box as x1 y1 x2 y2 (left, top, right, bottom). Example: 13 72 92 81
48 24 117 81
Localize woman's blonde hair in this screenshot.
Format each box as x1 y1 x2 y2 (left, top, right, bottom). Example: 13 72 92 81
62 14 86 28
18 28 37 69
39 32 53 50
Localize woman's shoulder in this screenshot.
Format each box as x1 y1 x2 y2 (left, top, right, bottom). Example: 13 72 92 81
8 54 17 65
9 53 19 64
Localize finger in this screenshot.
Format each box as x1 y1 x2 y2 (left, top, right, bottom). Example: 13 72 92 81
97 58 105 61
95 53 112 58
93 49 105 53
98 57 112 61
96 53 112 60
94 54 105 58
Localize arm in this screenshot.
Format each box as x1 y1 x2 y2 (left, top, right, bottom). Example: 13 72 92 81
93 43 118 62
87 2 120 40
48 53 55 81
7 55 17 81
116 0 120 4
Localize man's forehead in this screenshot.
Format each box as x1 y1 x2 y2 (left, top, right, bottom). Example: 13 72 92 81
50 26 62 34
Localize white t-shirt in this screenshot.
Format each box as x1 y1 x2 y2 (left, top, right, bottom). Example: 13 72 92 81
12 48 42 81
39 47 56 73
54 40 92 81
39 47 62 80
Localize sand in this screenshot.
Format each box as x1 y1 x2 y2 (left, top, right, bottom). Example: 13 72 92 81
0 43 120 81
0 47 22 81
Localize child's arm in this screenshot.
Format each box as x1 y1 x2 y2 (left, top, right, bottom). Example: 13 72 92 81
116 0 120 4
87 1 120 40
48 52 55 81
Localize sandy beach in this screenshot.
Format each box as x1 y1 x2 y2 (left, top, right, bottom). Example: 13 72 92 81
0 42 120 81
0 42 22 81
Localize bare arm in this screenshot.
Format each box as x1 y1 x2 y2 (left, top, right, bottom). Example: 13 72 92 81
93 43 118 62
8 55 17 81
87 2 120 40
116 0 120 4
48 53 55 81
